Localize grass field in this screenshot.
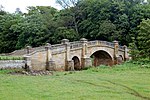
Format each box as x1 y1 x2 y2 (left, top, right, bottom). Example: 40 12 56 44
0 56 23 60
0 62 150 100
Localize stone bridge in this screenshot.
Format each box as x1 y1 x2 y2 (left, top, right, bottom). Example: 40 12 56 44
24 38 129 71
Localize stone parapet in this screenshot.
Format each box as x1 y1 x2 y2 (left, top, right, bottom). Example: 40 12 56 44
0 60 25 69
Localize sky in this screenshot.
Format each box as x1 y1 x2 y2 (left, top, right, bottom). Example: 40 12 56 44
0 0 62 13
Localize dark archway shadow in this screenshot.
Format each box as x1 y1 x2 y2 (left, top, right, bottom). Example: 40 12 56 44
118 55 124 64
72 56 81 70
90 50 113 67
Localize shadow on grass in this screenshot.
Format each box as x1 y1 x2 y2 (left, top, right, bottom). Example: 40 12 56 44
105 80 150 100
74 79 150 100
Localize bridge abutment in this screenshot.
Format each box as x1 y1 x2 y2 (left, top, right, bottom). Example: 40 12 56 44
113 40 119 65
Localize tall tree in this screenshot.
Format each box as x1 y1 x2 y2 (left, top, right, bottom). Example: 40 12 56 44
56 0 80 35
138 19 150 59
0 14 23 53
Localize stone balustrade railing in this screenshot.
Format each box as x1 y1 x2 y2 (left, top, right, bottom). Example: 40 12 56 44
119 45 124 50
88 40 115 48
51 44 66 54
1 39 126 56
70 41 82 49
30 46 45 52
51 44 65 50
88 41 97 46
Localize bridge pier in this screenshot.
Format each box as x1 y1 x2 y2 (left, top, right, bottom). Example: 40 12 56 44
24 55 32 71
124 45 129 61
80 38 92 69
81 57 92 69
45 43 56 71
113 40 119 65
61 39 74 71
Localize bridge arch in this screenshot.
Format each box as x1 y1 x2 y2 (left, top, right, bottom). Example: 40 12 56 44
90 50 113 66
72 56 81 70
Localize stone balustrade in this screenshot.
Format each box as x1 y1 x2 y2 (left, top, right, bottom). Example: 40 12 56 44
70 41 82 49
51 44 66 54
1 39 126 57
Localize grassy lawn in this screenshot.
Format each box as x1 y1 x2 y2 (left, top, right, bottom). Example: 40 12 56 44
0 62 150 100
0 56 23 60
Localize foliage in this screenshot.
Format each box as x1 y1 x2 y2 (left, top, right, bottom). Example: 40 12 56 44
138 19 150 59
129 42 140 60
0 0 150 54
52 27 78 43
0 14 24 53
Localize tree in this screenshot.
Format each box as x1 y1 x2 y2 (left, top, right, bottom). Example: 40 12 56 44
138 19 150 59
52 27 78 43
0 5 4 11
0 5 6 15
16 12 48 49
56 0 79 8
0 14 23 53
56 0 80 34
15 8 22 14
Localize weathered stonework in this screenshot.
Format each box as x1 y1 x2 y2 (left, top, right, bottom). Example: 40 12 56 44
0 60 25 69
21 39 130 71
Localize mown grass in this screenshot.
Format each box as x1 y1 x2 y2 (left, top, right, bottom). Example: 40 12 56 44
0 61 150 100
0 56 23 60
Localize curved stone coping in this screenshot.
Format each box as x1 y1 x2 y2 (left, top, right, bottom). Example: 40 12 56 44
26 49 46 56
3 49 26 56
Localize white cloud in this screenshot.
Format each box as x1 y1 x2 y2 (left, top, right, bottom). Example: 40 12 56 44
0 0 62 13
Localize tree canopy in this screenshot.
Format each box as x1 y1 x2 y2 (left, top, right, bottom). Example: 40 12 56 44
0 0 150 59
138 19 150 59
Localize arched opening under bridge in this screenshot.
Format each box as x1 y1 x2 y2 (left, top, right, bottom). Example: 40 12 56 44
72 56 81 70
90 50 113 66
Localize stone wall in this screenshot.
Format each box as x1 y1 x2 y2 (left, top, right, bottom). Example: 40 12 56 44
0 60 25 69
23 38 129 71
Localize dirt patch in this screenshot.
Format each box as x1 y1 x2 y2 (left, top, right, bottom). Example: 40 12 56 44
9 70 53 76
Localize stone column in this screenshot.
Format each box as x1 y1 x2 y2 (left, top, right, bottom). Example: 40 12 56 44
45 43 56 71
124 45 129 61
80 38 92 69
61 39 74 71
26 46 31 54
113 40 119 64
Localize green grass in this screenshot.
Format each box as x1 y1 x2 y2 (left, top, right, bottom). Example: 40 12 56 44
0 62 150 100
0 56 23 60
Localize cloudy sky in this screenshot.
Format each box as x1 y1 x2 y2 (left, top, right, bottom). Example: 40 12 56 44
0 0 62 13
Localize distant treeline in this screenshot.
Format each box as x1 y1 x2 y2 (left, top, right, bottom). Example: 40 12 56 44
0 0 150 58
